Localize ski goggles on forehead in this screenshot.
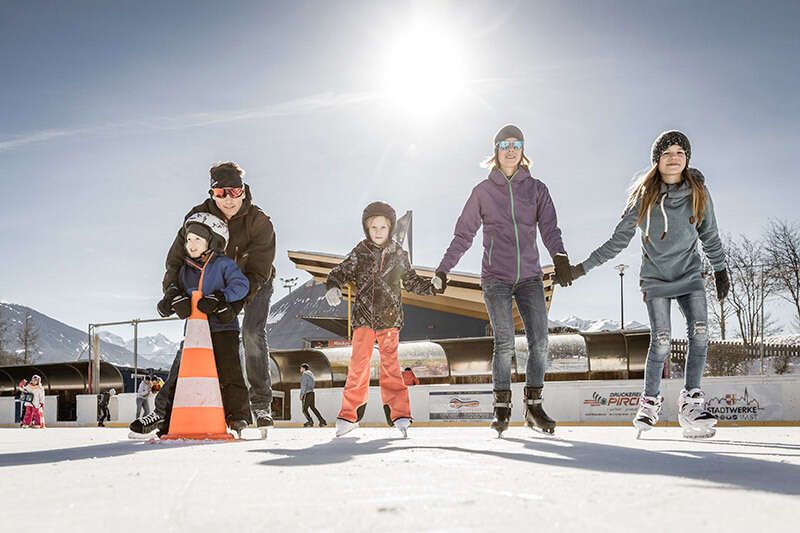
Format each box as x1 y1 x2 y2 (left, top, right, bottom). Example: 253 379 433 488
210 187 245 199
496 140 524 151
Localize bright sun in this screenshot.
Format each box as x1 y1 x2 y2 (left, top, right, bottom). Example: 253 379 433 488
381 24 469 118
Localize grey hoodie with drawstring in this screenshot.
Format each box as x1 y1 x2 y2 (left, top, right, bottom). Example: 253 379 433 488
580 169 725 300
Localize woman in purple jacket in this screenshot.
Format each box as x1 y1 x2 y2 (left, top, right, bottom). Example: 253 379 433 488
435 125 573 436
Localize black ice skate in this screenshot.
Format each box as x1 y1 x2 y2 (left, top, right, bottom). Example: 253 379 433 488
490 390 512 438
128 411 163 439
228 418 249 439
524 386 556 435
254 408 273 439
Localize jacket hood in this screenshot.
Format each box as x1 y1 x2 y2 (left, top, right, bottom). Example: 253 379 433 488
660 168 705 198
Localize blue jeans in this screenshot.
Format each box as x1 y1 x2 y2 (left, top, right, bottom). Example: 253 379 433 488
482 277 549 391
644 290 708 397
241 280 274 411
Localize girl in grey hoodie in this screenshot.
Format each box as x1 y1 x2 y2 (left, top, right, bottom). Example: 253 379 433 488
571 131 729 438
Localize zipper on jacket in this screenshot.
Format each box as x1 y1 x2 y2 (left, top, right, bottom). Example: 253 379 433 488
488 236 494 266
371 248 386 330
507 171 522 284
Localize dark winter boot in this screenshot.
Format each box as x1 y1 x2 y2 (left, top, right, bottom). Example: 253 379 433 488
524 386 556 434
490 390 513 437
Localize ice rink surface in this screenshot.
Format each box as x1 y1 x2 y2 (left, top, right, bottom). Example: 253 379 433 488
1 426 798 533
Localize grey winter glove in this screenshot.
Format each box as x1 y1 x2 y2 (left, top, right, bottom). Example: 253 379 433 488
553 253 574 287
571 263 586 281
714 269 730 301
325 287 342 307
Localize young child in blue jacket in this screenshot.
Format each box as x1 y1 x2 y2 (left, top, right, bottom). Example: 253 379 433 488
130 212 251 436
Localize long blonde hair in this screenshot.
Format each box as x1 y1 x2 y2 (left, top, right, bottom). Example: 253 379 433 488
627 165 708 226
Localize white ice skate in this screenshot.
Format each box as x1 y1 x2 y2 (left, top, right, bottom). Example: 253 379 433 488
335 419 358 437
678 388 717 439
633 394 663 439
394 418 411 438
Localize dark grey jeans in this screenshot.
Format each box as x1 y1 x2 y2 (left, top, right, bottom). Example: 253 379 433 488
482 277 549 391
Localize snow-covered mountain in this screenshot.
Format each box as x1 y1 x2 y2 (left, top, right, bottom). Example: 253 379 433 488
554 315 649 332
0 302 167 368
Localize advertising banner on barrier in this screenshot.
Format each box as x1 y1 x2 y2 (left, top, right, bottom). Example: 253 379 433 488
429 390 493 420
580 388 642 421
702 384 783 422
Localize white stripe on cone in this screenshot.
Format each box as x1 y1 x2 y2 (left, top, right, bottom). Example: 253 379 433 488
173 377 224 408
184 318 213 349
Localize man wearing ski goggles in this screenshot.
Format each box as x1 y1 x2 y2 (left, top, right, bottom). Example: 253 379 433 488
210 187 245 199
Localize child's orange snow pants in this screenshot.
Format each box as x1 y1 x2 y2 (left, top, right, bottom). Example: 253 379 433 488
337 327 410 423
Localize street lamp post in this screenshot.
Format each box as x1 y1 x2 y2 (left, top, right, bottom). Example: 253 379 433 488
614 264 629 330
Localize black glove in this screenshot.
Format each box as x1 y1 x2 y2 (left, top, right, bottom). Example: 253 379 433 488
216 299 244 323
197 291 224 314
157 285 182 317
553 253 574 287
571 263 586 281
171 294 192 319
715 269 730 301
433 271 448 294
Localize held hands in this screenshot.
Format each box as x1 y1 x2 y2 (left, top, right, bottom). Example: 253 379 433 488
325 286 342 307
553 253 574 287
432 271 448 294
714 269 730 301
571 263 586 282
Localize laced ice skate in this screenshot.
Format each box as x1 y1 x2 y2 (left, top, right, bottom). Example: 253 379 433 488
633 394 663 439
678 388 717 439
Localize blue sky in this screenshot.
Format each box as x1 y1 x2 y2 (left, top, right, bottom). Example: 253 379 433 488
1 0 798 343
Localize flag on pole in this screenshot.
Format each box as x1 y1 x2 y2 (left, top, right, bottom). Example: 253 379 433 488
393 210 413 263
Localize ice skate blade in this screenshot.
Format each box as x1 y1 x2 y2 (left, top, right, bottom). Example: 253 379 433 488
683 427 716 439
227 427 265 440
335 421 359 438
128 430 156 440
527 423 556 436
633 419 655 434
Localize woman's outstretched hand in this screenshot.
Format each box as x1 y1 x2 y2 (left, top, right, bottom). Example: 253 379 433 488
570 263 586 282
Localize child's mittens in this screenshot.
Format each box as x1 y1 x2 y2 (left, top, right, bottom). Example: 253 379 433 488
197 291 225 314
157 285 182 317
172 295 192 319
216 300 244 323
325 287 342 307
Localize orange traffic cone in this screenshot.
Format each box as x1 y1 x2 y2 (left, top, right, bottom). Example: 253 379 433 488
161 288 234 441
